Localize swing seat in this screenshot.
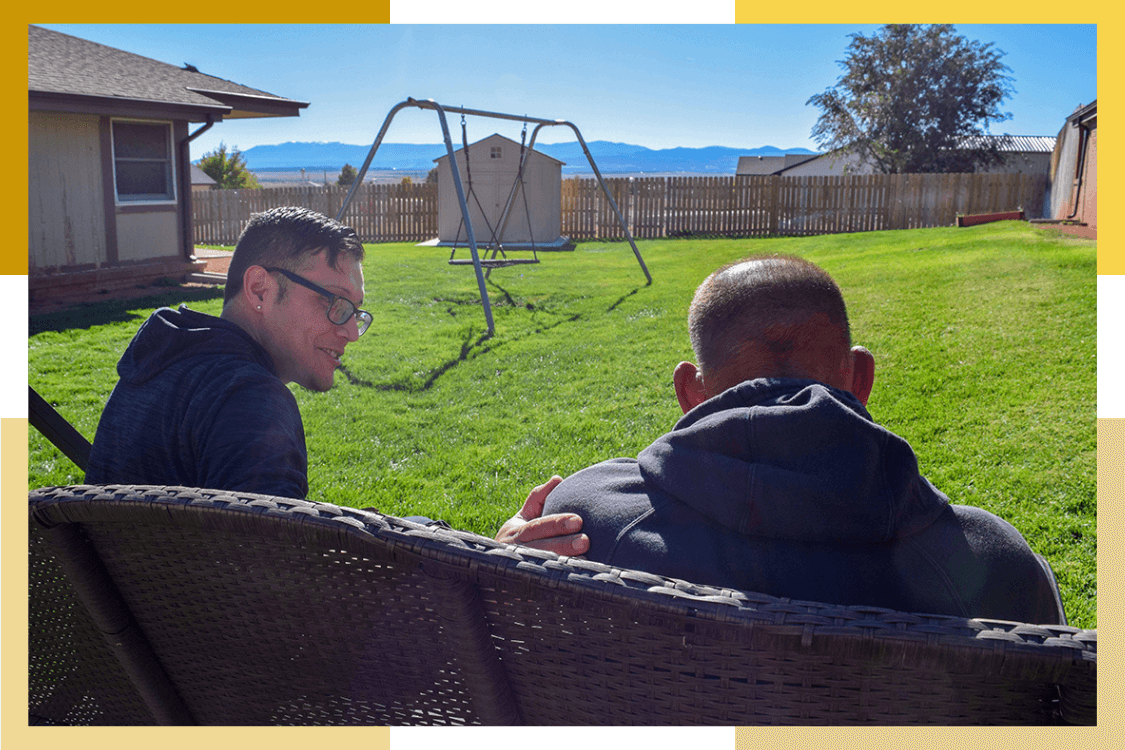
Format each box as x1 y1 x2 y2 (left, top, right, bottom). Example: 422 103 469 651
449 257 540 268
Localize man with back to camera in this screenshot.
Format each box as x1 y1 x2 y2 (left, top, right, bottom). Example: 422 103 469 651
541 254 1065 623
86 206 587 554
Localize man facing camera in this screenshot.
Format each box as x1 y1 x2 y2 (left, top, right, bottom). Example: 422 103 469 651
86 206 586 555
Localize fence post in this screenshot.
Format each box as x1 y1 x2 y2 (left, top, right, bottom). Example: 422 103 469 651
767 176 779 236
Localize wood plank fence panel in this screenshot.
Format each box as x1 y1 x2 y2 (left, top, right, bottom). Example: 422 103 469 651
192 173 1047 246
600 178 631 239
632 177 666 238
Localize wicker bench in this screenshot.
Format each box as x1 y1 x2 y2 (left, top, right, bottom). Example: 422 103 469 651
28 484 1096 726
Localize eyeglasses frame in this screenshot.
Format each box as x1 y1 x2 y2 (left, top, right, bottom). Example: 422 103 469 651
262 266 372 336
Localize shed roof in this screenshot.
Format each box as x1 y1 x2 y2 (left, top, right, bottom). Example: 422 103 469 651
434 133 565 166
28 25 308 121
736 153 820 176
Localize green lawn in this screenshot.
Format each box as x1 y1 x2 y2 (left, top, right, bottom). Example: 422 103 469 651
29 222 1096 628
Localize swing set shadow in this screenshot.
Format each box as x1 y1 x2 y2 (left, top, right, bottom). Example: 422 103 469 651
335 98 653 337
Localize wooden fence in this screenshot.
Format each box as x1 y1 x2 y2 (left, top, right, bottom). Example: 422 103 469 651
192 173 1046 246
192 182 438 246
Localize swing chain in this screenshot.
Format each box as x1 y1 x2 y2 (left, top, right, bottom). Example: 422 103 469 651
450 112 541 268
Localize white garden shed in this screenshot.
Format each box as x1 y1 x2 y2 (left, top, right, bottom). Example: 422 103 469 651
435 133 564 246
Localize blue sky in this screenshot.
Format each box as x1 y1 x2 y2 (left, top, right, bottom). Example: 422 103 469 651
39 24 1096 162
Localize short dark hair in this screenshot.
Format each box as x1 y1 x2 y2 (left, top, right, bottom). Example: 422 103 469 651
224 207 365 304
688 254 851 381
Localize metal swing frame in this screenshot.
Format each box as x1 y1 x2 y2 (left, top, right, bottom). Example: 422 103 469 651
335 98 652 336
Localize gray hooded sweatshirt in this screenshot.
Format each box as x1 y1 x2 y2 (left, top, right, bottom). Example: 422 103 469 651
544 378 1064 624
86 306 308 499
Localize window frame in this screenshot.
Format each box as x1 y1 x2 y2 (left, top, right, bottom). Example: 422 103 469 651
110 119 178 205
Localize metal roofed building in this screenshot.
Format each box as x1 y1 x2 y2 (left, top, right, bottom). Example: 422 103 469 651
760 135 1057 177
1044 101 1096 231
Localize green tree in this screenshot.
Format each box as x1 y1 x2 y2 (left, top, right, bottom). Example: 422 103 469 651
807 25 1015 174
338 163 358 187
197 143 260 189
425 166 438 184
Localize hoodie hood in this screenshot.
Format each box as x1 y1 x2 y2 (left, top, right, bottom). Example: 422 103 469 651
637 378 949 544
117 306 275 386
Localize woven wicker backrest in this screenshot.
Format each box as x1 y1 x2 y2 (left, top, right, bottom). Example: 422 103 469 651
28 485 1096 726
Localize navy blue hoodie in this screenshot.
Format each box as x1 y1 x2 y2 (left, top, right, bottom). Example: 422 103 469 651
544 378 1064 624
86 306 308 498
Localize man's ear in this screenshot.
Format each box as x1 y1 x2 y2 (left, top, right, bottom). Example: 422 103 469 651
846 345 875 406
242 265 274 310
673 361 710 414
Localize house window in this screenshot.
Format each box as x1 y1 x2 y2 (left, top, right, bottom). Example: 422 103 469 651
112 120 175 203
490 146 502 159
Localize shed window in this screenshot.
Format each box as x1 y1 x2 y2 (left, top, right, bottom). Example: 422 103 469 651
490 146 502 159
112 121 175 203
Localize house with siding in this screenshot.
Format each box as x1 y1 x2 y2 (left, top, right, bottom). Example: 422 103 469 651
28 25 307 302
190 164 218 191
741 135 1056 177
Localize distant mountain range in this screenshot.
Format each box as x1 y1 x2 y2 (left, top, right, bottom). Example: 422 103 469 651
241 141 819 175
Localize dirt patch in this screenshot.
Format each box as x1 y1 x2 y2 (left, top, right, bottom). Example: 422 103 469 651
1030 221 1097 241
1054 224 1097 240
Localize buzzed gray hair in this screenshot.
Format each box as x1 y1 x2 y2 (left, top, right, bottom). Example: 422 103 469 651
688 254 851 381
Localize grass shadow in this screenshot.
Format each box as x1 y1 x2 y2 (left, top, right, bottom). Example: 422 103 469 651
339 326 494 392
607 287 642 312
30 286 225 335
342 283 646 394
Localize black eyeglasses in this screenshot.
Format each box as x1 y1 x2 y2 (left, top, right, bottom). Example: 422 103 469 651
264 267 372 336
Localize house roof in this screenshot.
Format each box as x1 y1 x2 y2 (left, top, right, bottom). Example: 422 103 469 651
433 133 565 166
28 25 308 122
1067 100 1097 128
773 135 1057 175
190 164 217 186
958 135 1057 153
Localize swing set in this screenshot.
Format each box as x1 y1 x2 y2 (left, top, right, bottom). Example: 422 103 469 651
446 118 544 271
335 98 652 336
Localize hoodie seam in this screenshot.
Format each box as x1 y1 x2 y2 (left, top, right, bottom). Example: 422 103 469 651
606 505 661 565
875 427 895 543
902 536 969 617
741 407 758 535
